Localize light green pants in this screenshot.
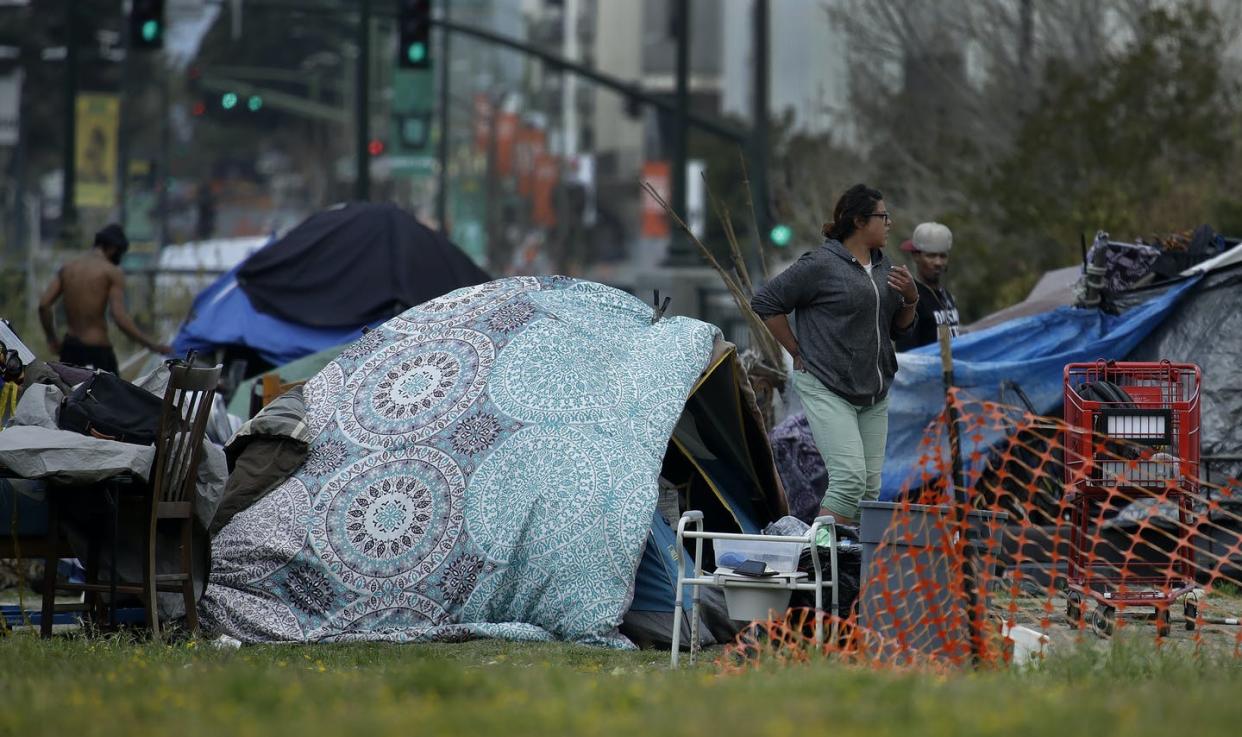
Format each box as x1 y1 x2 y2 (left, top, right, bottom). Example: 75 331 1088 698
792 371 890 522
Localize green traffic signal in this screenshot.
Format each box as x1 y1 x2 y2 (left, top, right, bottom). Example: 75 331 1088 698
769 224 793 247
140 20 160 43
247 95 263 112
406 42 427 64
221 92 238 110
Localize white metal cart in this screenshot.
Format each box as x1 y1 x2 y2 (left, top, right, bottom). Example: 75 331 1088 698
671 511 839 666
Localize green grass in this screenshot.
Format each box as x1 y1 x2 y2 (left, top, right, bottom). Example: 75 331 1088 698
2 633 1242 736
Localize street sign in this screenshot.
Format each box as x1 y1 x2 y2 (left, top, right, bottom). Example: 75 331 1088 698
392 69 433 156
387 154 437 177
75 93 120 209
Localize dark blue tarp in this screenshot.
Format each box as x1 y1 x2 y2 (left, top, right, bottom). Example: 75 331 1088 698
880 276 1201 499
172 264 372 367
630 511 695 613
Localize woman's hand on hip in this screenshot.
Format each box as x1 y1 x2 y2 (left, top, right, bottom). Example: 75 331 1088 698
887 265 918 303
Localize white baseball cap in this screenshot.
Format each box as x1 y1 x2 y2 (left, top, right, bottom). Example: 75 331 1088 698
904 222 953 254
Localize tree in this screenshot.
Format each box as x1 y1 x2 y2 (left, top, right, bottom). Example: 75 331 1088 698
985 4 1240 279
825 0 1242 319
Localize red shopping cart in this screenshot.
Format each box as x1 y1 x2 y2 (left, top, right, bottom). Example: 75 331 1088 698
1062 360 1201 636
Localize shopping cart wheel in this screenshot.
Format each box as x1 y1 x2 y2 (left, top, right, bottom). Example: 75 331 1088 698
1065 593 1083 626
1091 605 1115 637
1156 607 1171 638
1184 601 1198 631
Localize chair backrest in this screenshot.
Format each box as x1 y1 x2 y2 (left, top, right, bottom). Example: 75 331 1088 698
150 363 221 506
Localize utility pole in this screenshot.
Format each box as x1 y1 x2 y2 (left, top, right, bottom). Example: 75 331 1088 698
436 0 451 232
157 67 170 247
117 8 131 230
665 0 692 265
61 0 78 244
355 0 371 201
751 0 770 252
562 0 579 158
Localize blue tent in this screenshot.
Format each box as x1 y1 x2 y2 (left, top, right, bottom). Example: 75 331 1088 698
172 263 372 368
172 204 489 368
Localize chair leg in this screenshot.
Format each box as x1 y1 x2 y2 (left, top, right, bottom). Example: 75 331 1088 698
40 493 61 639
142 504 160 643
180 518 197 634
84 530 101 628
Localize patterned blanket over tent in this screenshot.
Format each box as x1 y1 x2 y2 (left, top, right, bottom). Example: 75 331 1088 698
201 277 719 647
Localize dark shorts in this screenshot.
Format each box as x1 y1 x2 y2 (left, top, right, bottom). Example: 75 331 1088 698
59 335 119 375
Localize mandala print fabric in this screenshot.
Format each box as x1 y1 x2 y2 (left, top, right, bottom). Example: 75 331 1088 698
201 277 718 646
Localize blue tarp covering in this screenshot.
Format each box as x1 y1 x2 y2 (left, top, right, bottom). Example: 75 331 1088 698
630 511 695 613
171 264 373 367
880 276 1202 499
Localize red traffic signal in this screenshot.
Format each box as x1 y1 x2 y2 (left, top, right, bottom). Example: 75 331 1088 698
367 139 386 157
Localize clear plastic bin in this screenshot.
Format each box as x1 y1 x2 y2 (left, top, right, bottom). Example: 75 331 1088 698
713 538 802 573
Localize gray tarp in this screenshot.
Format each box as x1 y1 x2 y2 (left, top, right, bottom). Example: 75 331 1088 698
0 425 155 484
1125 264 1242 490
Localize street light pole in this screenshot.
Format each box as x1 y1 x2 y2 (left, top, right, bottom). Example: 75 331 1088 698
61 0 78 244
665 0 693 265
355 0 371 201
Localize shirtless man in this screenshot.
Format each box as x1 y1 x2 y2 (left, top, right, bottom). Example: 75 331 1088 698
38 224 171 373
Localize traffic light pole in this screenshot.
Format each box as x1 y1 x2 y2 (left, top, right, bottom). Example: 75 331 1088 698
435 0 450 233
117 10 131 232
665 0 693 266
432 19 748 147
354 0 371 201
61 0 78 244
751 0 770 253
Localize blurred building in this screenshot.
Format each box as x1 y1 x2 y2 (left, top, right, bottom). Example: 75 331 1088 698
464 1 850 284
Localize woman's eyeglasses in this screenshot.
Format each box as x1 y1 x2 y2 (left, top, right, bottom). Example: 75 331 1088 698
869 212 892 224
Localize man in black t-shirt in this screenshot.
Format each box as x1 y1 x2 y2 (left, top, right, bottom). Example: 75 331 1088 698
895 222 962 352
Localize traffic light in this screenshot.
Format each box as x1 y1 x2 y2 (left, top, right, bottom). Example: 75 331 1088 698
398 0 433 69
129 0 165 50
221 92 239 111
368 139 386 157
769 223 793 247
247 95 263 112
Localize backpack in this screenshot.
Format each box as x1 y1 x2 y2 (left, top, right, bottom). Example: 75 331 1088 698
58 371 164 445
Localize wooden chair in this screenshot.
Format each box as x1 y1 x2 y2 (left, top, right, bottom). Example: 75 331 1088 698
40 363 222 641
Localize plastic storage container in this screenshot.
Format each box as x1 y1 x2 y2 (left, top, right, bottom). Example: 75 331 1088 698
857 501 1008 660
713 538 802 573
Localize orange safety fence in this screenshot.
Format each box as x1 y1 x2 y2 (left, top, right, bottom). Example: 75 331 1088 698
719 385 1242 672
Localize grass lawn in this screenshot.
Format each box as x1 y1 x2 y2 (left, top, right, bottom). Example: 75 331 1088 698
3 631 1242 737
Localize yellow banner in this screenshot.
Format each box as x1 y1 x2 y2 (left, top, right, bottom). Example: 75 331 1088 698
75 93 120 209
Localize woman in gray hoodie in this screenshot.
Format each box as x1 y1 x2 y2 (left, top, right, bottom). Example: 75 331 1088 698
751 184 918 525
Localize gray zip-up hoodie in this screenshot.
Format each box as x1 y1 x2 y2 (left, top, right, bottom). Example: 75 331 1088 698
751 239 916 406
